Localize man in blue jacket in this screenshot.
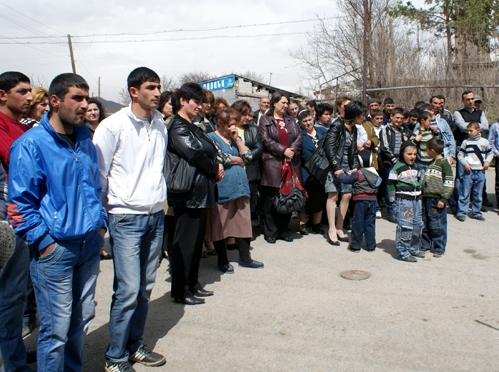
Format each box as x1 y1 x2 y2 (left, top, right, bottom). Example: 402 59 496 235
8 73 108 372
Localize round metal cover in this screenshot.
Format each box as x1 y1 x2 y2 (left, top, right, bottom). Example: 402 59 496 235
340 270 371 280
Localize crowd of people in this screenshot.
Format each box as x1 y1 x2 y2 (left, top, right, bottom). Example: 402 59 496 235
0 67 497 372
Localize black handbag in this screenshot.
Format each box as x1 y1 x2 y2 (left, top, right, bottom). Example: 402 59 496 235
303 136 330 184
164 150 196 193
272 163 307 214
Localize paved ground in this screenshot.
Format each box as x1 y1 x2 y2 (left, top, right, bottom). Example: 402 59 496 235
24 171 499 371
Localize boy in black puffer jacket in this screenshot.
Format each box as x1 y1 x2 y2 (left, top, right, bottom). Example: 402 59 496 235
339 149 382 252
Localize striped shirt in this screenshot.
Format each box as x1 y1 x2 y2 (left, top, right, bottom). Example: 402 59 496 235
422 158 454 202
410 128 434 164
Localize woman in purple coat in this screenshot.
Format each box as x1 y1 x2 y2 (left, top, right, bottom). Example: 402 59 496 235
258 92 303 244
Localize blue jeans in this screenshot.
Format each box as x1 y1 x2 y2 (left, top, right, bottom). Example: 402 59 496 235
457 170 485 218
30 231 102 372
395 198 422 259
106 211 164 363
350 200 376 250
0 237 31 372
421 197 448 253
384 163 395 216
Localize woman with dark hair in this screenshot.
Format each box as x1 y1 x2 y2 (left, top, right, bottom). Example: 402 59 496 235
315 103 334 129
85 98 107 136
298 109 326 235
287 99 303 123
207 107 264 273
324 101 366 245
195 89 217 133
231 100 264 225
259 92 303 244
158 90 173 125
167 83 224 305
85 97 112 260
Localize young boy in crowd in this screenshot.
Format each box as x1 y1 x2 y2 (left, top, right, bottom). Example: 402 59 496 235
339 150 382 252
410 110 435 174
370 109 385 218
379 107 406 222
408 109 419 128
421 138 454 257
387 141 424 262
456 122 493 221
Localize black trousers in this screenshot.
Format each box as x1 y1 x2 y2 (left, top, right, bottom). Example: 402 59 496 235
495 158 499 204
170 207 207 299
260 185 292 238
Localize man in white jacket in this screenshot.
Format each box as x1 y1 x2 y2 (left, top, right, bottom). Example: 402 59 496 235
94 67 167 372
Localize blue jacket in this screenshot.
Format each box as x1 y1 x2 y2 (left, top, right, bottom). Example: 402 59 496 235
8 113 107 251
300 126 327 184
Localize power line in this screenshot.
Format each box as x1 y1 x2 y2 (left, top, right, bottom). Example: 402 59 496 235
0 16 343 40
0 33 67 59
0 1 65 34
0 32 308 45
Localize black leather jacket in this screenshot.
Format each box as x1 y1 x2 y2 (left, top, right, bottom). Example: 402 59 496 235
324 120 359 173
242 124 264 182
167 115 220 209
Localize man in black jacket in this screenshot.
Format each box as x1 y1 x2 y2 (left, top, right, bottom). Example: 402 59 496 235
252 97 270 125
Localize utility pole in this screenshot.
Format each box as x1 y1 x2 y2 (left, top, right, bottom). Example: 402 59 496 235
67 34 76 74
269 72 273 86
98 76 101 99
362 0 368 105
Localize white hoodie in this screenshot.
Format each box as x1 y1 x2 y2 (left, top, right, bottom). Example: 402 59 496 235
93 105 167 214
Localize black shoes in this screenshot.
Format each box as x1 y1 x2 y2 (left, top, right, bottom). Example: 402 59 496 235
279 233 293 242
420 246 431 252
337 235 349 242
456 215 466 222
129 345 166 367
482 199 493 207
325 233 340 246
298 224 309 235
433 251 443 257
264 236 276 244
105 360 135 372
174 296 205 305
194 288 214 297
238 259 264 269
312 224 325 235
347 246 360 253
470 215 486 221
387 215 396 223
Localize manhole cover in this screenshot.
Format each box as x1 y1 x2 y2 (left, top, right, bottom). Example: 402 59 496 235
340 270 371 280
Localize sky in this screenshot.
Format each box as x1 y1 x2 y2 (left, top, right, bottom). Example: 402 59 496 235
0 0 339 102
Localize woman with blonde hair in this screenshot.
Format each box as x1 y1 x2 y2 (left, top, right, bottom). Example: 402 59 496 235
20 87 49 127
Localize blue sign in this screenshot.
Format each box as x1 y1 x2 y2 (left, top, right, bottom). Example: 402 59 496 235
200 76 235 91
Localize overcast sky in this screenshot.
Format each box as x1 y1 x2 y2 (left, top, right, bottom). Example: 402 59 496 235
0 0 340 102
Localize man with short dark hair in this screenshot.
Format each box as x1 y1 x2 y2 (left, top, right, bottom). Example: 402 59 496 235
0 71 32 372
8 73 108 372
252 96 270 125
382 97 395 125
94 67 167 372
431 95 455 133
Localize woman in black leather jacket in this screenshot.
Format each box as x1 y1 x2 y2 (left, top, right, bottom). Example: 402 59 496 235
167 83 224 305
323 101 366 245
231 100 264 224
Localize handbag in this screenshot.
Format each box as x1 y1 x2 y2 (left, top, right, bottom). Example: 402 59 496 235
272 162 308 214
303 136 330 184
164 150 196 193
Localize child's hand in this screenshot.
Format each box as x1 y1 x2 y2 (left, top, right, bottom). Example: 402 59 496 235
464 163 471 173
334 169 345 178
415 134 422 142
483 162 489 170
437 201 445 208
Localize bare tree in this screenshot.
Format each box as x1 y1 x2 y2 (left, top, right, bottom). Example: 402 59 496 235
177 71 214 85
161 75 177 92
118 87 131 106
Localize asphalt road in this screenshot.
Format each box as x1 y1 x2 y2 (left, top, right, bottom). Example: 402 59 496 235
23 170 499 372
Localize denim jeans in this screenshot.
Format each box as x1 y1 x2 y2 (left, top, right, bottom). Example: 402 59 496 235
421 197 448 254
350 200 376 250
448 148 463 213
384 163 395 216
106 211 164 363
457 170 485 218
395 198 422 258
0 237 31 372
30 231 102 372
